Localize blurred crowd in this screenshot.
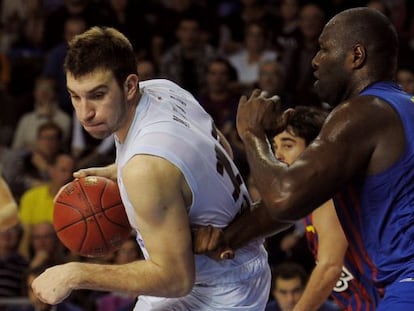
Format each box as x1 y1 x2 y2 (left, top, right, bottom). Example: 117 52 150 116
0 0 414 310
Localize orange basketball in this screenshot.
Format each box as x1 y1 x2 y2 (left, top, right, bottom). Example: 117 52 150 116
53 176 131 258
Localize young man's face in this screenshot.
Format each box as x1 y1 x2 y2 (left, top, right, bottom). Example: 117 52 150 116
67 69 130 140
272 277 304 311
273 128 306 165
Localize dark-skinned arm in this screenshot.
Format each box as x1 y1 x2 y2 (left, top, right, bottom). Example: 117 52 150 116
236 91 386 221
193 200 293 260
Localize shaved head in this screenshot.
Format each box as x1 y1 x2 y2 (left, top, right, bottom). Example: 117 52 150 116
325 7 398 79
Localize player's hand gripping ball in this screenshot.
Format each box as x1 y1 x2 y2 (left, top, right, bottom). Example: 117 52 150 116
53 176 131 257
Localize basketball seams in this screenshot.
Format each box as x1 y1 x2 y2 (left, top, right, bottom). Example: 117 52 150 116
53 176 130 257
80 178 110 252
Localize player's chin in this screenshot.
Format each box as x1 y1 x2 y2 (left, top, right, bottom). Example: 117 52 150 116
313 80 327 102
85 126 111 139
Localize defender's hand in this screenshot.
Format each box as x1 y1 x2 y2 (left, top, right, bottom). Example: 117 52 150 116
192 225 235 261
236 89 281 139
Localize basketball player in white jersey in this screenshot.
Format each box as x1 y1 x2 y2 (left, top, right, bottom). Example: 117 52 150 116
31 27 272 310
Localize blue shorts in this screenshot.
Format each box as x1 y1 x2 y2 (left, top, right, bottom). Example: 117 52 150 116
377 276 414 311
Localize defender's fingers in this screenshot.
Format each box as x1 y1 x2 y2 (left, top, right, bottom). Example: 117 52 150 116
269 95 280 102
207 227 223 252
238 95 248 105
220 249 235 260
250 89 262 99
193 225 214 253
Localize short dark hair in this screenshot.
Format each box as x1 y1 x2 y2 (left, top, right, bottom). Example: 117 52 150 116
207 57 238 82
333 7 398 79
272 261 308 289
275 106 329 145
37 121 63 141
64 26 138 88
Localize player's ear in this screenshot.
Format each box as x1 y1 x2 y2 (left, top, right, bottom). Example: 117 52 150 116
124 74 139 97
351 43 366 69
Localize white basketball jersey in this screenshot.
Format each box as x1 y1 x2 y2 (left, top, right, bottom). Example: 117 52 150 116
115 79 266 283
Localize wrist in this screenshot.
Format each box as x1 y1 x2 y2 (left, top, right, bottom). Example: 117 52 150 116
66 262 83 290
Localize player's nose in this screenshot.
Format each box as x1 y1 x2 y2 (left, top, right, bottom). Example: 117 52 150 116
76 101 96 123
275 151 284 162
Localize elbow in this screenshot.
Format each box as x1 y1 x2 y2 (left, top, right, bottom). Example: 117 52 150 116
174 275 194 297
165 270 195 297
317 260 343 284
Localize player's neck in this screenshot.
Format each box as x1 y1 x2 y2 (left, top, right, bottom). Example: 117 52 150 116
115 95 140 143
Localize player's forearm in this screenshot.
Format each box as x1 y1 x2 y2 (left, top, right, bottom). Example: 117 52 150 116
224 201 293 250
68 259 194 297
293 263 342 311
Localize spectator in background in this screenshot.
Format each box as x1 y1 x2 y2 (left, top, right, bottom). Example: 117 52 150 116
43 16 87 114
397 67 414 94
282 3 326 108
150 0 210 66
227 21 279 93
0 53 16 147
197 57 249 178
0 52 11 90
18 153 75 226
7 8 45 60
266 262 339 311
96 236 143 311
8 11 46 113
198 57 239 135
18 153 74 260
256 59 289 109
159 15 217 97
42 0 106 51
0 0 44 30
273 0 302 53
101 0 152 60
0 223 28 298
12 75 71 151
218 0 279 56
366 0 391 18
391 0 414 70
27 222 68 269
3 122 64 201
136 59 156 81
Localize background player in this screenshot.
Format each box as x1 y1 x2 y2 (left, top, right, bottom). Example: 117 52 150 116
272 107 380 310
